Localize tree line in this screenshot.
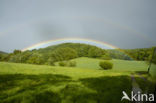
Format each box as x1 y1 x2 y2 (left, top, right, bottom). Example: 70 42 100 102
108 47 156 64
0 43 155 65
0 43 107 65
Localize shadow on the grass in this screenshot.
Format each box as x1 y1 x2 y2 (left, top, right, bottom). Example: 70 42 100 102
79 76 132 103
56 76 132 103
0 74 133 103
0 74 71 103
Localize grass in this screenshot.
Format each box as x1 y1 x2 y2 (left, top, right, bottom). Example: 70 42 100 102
56 57 149 71
56 57 156 75
0 57 156 103
0 62 130 79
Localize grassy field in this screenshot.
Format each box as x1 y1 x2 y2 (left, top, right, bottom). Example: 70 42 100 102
72 57 149 71
56 57 156 75
0 57 156 103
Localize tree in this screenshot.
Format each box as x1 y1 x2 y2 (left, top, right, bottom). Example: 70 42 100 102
0 53 7 61
13 50 21 55
0 54 2 61
88 47 105 58
148 48 156 64
50 47 78 61
20 51 32 63
9 54 21 63
26 53 44 64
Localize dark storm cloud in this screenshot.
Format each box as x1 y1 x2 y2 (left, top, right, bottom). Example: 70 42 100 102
0 0 156 52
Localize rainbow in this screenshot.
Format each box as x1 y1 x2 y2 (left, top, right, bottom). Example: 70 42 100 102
22 37 134 60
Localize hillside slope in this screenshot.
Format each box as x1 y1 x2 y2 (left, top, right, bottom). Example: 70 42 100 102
0 60 155 103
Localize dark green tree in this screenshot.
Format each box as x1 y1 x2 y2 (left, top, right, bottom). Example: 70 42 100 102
50 47 78 61
88 47 105 58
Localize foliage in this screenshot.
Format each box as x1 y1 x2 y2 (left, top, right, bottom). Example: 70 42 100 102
1 43 106 65
50 47 78 62
152 54 156 64
26 53 44 65
47 57 55 66
1 43 155 66
0 52 8 61
107 49 132 60
107 47 156 62
148 47 156 64
59 61 67 66
20 51 33 63
58 61 76 67
13 49 21 55
99 61 113 70
9 54 21 63
88 47 105 58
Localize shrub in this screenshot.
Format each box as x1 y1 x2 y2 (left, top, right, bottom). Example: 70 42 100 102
68 61 76 67
59 61 67 66
99 61 113 70
58 61 76 67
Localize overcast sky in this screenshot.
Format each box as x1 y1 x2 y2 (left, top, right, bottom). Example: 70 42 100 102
0 0 156 52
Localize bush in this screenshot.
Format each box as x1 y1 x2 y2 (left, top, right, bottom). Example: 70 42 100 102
99 61 113 70
58 61 76 67
68 61 76 67
59 61 67 66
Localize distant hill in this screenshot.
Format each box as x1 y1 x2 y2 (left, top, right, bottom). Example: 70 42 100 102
0 51 8 54
33 43 105 57
107 46 156 61
0 51 8 61
1 43 156 65
2 43 106 65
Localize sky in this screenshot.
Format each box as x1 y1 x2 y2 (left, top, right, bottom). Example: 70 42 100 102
0 0 156 52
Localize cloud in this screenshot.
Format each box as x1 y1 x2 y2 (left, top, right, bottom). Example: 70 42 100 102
0 0 156 52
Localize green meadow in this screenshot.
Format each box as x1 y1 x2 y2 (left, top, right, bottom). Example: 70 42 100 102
0 57 156 103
